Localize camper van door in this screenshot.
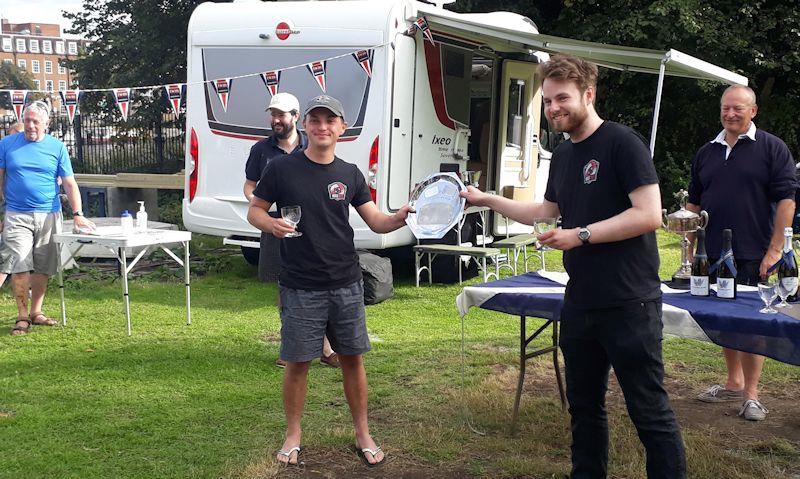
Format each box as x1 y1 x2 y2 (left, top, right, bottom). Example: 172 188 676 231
494 60 539 236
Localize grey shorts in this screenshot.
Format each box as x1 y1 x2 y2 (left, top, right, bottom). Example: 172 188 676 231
279 280 370 362
0 211 62 275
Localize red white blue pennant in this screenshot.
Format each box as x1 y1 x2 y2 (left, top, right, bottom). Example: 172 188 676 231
113 87 132 121
59 89 81 125
411 17 435 44
164 83 185 116
9 90 29 122
352 50 373 78
306 61 327 93
260 70 281 96
213 78 232 112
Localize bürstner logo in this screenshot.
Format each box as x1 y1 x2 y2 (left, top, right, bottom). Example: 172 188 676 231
276 21 300 41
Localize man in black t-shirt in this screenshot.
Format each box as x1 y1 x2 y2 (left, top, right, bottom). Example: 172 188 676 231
248 95 411 468
462 55 685 478
242 93 338 369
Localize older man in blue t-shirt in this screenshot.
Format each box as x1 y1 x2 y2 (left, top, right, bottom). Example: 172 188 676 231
0 101 93 336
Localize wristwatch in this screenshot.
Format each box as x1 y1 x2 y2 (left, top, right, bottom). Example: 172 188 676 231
73 211 83 216
577 227 591 245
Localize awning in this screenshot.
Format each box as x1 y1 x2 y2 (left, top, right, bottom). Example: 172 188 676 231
417 6 748 154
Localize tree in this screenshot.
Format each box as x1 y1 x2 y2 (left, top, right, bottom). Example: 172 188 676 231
63 0 226 123
457 0 800 209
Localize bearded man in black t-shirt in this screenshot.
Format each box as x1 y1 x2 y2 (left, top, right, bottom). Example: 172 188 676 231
247 95 411 468
462 55 686 478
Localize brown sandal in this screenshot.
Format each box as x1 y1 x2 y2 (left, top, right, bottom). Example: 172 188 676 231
30 312 57 326
11 317 31 336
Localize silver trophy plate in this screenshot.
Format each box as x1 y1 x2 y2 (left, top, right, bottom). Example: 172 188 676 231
405 172 466 240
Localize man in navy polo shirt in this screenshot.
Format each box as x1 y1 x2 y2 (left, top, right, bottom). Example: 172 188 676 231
688 85 797 421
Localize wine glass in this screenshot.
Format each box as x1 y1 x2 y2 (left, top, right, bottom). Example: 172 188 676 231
533 217 557 251
776 277 797 308
757 281 778 314
281 205 302 238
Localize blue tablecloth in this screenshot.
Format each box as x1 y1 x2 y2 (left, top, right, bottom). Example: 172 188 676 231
456 272 800 366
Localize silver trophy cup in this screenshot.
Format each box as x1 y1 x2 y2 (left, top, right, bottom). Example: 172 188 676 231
662 190 708 288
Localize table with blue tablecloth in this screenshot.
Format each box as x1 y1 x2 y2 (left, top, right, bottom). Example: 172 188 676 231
456 271 800 433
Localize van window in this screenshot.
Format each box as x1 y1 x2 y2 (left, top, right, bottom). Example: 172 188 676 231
506 79 525 147
202 47 372 138
440 45 471 126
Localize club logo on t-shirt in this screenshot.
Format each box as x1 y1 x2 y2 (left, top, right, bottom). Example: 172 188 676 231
328 181 347 201
583 159 600 184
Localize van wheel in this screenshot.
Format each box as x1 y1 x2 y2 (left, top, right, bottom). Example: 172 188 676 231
240 246 260 266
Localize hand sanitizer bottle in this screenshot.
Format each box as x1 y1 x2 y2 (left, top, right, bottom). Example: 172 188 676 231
136 201 148 232
121 210 133 235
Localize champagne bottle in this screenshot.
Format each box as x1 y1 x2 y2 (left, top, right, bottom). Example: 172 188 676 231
716 229 736 299
777 226 798 302
691 228 710 296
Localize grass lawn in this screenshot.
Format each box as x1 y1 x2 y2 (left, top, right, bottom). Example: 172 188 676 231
0 231 798 478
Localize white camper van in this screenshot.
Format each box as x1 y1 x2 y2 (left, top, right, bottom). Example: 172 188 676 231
183 0 745 263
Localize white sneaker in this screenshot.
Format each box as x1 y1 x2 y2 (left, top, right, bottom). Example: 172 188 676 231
738 399 769 421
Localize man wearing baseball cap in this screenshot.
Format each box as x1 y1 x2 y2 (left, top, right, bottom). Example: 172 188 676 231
248 95 412 468
243 92 339 369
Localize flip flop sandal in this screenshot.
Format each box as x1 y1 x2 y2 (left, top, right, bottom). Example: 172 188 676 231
276 446 303 466
356 445 386 468
30 312 57 326
11 317 31 336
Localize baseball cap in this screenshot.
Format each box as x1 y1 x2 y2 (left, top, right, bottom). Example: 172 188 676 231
266 92 300 113
303 95 345 120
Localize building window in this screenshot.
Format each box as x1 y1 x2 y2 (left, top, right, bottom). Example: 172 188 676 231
46 80 54 92
33 79 40 89
44 61 52 74
16 38 26 52
17 59 26 70
32 60 40 73
59 80 67 91
3 59 11 65
68 42 77 55
1 38 11 52
58 64 67 74
29 39 39 53
43 40 52 54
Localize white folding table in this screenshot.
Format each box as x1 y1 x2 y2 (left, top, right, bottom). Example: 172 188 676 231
53 229 192 335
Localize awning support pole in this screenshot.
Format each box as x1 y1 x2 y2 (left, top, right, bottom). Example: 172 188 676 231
649 58 668 157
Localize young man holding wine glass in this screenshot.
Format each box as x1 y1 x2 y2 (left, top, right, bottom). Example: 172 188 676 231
247 95 412 468
462 54 686 478
687 84 797 421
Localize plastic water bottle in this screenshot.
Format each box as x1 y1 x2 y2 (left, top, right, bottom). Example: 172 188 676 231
121 210 133 235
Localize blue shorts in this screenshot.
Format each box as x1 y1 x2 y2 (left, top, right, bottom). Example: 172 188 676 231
279 280 370 362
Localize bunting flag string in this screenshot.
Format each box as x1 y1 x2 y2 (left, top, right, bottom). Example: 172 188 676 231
0 22 434 119
59 89 82 124
10 90 29 122
260 70 281 96
164 83 185 116
306 61 327 93
112 87 132 121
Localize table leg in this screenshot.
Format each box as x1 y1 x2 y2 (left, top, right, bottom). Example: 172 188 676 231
184 241 191 325
58 243 67 326
552 319 566 410
511 315 527 436
119 247 132 336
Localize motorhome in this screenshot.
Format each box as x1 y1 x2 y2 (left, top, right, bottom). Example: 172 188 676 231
183 0 745 264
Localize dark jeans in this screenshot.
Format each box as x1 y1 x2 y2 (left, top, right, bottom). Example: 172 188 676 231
559 300 686 479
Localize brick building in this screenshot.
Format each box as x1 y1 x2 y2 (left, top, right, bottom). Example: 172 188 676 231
0 19 89 108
